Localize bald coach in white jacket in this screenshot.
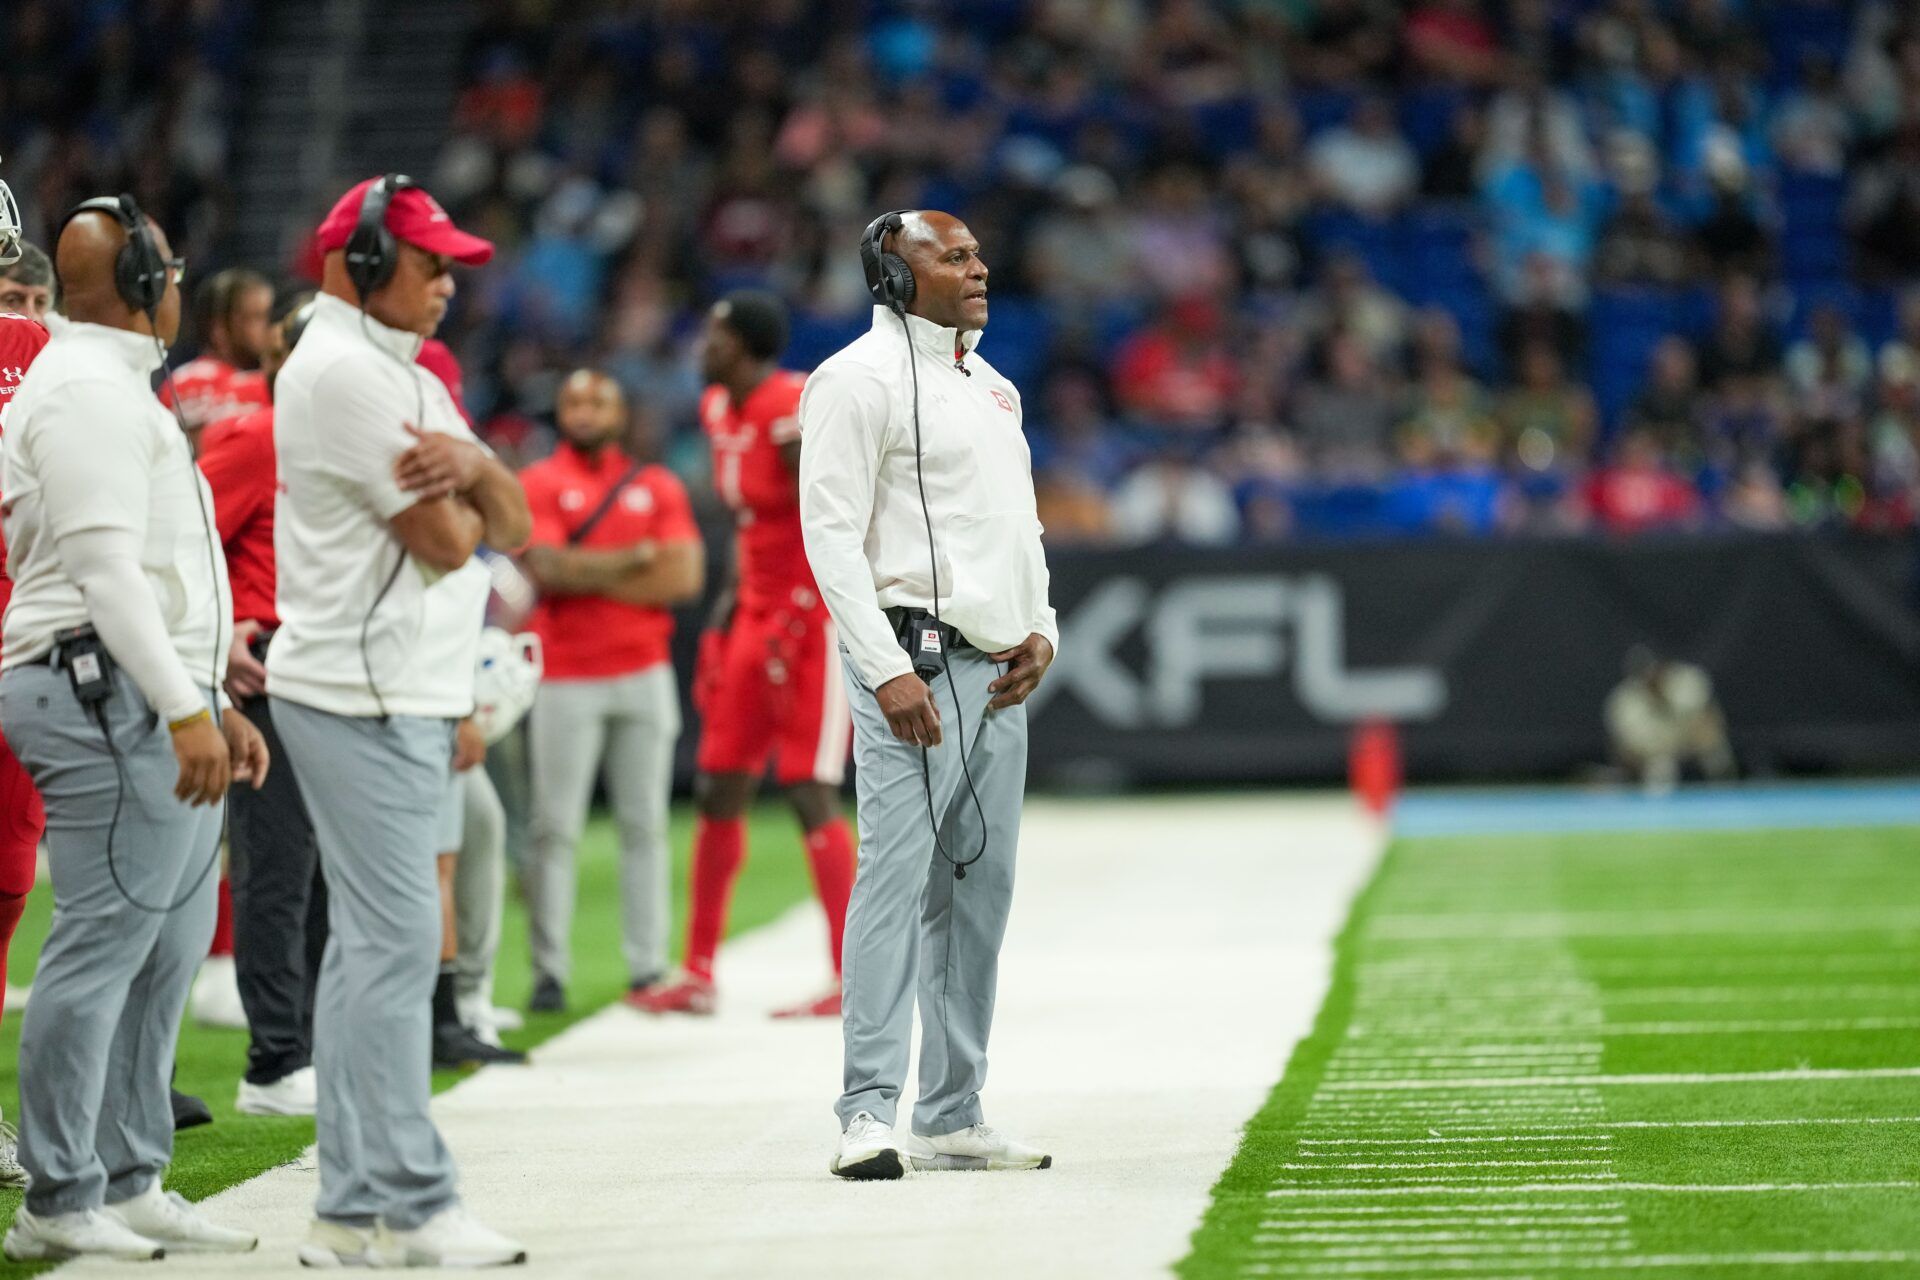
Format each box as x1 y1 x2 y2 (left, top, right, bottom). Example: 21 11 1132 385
799 210 1058 1181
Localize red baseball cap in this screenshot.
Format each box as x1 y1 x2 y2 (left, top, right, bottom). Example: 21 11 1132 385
314 177 494 266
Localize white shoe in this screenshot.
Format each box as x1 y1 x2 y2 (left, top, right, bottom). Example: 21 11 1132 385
907 1122 1052 1172
4 983 29 1016
104 1182 257 1253
0 1120 25 1188
190 955 248 1030
296 1218 375 1268
3 1207 165 1261
371 1205 526 1268
830 1111 907 1181
456 991 524 1037
236 1065 317 1117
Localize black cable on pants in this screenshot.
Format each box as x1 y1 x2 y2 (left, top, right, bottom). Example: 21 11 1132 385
91 694 223 915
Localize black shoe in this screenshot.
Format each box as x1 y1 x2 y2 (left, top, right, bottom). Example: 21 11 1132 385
433 1022 528 1069
171 1087 213 1131
528 975 565 1014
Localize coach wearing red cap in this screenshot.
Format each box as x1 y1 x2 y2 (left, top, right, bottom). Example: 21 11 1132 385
266 176 530 1269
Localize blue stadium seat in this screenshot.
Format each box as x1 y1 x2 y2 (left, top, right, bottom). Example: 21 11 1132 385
786 311 871 373
975 297 1053 388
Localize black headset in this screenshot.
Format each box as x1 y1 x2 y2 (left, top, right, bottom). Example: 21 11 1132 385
344 173 415 300
860 209 917 312
59 193 169 317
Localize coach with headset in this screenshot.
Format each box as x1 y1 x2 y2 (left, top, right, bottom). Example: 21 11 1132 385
0 197 266 1260
267 176 528 1268
800 210 1059 1181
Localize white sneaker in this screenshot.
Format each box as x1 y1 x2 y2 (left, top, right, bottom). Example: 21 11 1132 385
236 1065 317 1117
3 1207 165 1261
907 1122 1052 1172
3 983 29 1016
0 1120 25 1188
830 1111 907 1181
371 1205 526 1268
190 955 248 1030
104 1183 257 1253
455 991 523 1037
296 1218 376 1268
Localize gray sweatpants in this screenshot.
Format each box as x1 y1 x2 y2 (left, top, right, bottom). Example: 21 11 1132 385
269 698 459 1231
837 645 1028 1135
453 766 506 1010
526 665 678 986
0 663 220 1216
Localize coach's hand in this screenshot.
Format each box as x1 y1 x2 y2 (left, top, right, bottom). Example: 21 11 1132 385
453 716 487 772
876 673 942 749
395 425 487 500
171 712 231 806
986 633 1053 710
224 619 267 702
223 706 271 789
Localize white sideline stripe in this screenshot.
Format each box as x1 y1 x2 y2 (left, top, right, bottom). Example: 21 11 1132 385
1299 1116 1919 1135
1266 1181 1920 1198
1274 1176 1622 1188
1358 953 1920 978
1241 1250 1916 1274
49 795 1391 1280
1321 1066 1920 1091
1354 1018 1920 1037
1291 1149 1613 1160
1281 1160 1614 1171
1355 984 1920 1005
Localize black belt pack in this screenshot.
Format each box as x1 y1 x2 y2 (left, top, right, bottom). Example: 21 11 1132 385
886 607 969 685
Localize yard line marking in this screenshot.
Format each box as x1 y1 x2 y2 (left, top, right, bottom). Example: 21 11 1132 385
1261 1220 1633 1231
1239 1250 1916 1274
1263 1204 1627 1215
1265 1181 1920 1198
1282 1160 1615 1171
1321 1066 1920 1091
1299 1136 1612 1147
1366 907 1920 939
1273 1175 1622 1188
1353 1018 1920 1037
1257 1231 1633 1244
1353 984 1920 1005
1357 953 1920 978
1250 1238 1632 1253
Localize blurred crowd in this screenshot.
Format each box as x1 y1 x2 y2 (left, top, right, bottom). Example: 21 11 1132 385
11 0 1920 545
0 0 253 279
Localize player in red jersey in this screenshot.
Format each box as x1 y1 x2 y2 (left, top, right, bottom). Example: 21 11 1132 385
0 210 52 1182
631 292 857 1020
158 267 273 453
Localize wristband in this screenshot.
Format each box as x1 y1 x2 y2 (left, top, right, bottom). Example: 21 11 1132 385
168 707 213 733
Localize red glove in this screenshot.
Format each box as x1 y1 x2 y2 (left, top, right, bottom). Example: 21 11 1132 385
694 628 727 717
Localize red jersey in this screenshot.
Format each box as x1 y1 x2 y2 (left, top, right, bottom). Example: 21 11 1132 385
0 313 53 639
159 355 269 432
701 370 816 613
520 444 701 680
198 406 279 627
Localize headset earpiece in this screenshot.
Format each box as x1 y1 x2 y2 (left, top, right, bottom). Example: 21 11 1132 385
344 174 414 301
57 193 168 318
860 209 917 311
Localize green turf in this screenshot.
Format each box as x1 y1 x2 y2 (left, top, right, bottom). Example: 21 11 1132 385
1180 823 1920 1279
0 802 815 1273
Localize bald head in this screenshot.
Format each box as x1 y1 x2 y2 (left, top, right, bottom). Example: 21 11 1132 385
887 210 989 333
556 367 628 454
56 208 181 341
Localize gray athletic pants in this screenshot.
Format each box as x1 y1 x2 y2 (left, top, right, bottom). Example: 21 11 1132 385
269 698 459 1231
526 665 678 987
453 766 506 1011
836 644 1027 1135
0 663 220 1216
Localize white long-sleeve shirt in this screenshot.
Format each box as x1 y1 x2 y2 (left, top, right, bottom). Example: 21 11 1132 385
1 315 231 722
268 293 490 719
798 305 1058 691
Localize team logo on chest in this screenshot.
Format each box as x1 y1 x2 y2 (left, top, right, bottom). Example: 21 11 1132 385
622 487 654 513
991 389 1014 413
560 489 586 511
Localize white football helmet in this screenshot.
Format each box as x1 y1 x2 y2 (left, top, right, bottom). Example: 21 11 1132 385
0 156 21 268
472 628 543 744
